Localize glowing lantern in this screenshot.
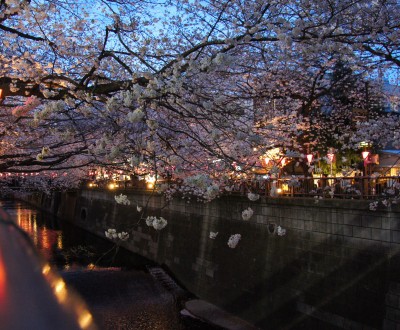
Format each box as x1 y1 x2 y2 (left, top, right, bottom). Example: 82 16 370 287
362 150 371 176
306 154 313 164
362 150 370 161
145 175 156 189
327 151 335 176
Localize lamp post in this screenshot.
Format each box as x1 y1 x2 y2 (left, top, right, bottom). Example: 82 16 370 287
361 150 371 197
306 143 313 175
305 153 314 193
306 153 313 165
362 150 370 176
327 151 335 176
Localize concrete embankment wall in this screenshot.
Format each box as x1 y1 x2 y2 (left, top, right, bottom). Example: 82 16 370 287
24 189 400 329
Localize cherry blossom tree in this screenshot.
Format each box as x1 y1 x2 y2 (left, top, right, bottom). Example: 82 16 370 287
0 0 399 198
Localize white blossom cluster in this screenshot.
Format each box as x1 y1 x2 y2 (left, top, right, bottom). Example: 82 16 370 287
108 146 121 160
127 108 145 123
369 201 378 211
105 228 130 241
106 96 119 112
209 231 218 239
370 183 400 211
386 188 396 196
227 234 241 249
145 216 168 230
122 91 134 107
343 186 361 197
114 194 130 205
276 226 286 236
184 174 212 190
91 135 111 156
34 100 64 121
247 192 260 201
165 175 223 202
287 177 300 188
241 207 254 221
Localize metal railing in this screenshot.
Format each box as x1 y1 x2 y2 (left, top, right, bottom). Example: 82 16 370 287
82 175 400 201
232 176 400 200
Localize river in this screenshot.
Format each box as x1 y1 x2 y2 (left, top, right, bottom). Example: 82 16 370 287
1 199 221 330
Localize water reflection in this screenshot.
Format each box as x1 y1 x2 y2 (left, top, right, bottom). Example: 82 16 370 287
2 200 101 271
4 200 63 266
19 210 61 261
0 252 6 307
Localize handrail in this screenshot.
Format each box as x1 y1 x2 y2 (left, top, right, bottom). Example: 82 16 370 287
81 175 400 200
0 208 96 330
253 175 400 199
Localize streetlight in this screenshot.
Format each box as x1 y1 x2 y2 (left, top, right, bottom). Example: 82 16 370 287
327 150 335 176
306 153 313 165
362 150 370 176
108 182 116 190
362 150 370 161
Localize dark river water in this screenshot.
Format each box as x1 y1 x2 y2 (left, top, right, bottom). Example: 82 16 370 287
1 199 221 330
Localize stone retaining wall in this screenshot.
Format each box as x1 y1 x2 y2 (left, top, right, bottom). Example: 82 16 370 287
24 189 400 329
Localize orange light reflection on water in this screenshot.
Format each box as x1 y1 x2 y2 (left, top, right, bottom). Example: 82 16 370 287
0 253 6 307
0 209 9 313
16 207 62 262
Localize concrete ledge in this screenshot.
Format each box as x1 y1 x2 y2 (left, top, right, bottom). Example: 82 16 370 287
185 299 260 330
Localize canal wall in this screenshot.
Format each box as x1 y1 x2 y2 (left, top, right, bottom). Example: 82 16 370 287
24 189 400 329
